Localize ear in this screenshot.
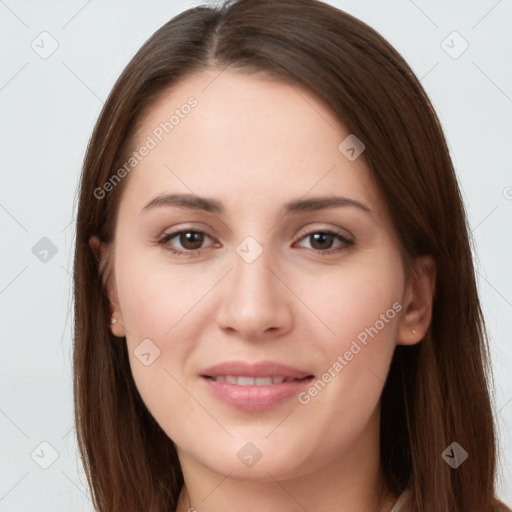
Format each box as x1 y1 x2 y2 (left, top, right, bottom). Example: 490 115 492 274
89 236 126 338
397 255 436 346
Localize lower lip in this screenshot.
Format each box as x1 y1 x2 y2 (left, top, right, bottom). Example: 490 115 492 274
201 376 314 411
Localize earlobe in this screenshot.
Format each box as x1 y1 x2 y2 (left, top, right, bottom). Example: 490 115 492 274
88 235 127 338
397 255 436 346
89 235 102 264
109 315 127 338
109 313 126 338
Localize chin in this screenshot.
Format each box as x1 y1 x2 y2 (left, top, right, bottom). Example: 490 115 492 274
177 435 318 483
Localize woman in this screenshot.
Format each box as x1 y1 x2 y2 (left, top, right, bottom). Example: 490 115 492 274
72 0 511 510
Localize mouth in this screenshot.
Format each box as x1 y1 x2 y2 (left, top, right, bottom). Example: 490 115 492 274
203 375 312 385
200 361 315 411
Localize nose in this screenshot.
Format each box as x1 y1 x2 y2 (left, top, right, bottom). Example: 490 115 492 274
216 245 294 341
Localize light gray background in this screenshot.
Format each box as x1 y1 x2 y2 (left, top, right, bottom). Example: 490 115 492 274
0 0 511 510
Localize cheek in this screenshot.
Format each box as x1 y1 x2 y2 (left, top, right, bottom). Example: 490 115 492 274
115 267 200 437
293 252 404 419
303 254 404 351
116 248 206 340
113 248 214 420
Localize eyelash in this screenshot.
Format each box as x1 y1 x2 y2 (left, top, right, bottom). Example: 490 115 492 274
156 228 355 258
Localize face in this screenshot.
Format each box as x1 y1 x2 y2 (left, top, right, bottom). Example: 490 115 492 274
103 69 425 482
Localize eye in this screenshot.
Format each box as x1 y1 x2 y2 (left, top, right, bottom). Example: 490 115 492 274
294 230 354 255
157 229 215 256
157 228 354 257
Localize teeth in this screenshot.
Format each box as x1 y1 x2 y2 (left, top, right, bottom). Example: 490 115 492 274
238 376 255 386
211 375 295 385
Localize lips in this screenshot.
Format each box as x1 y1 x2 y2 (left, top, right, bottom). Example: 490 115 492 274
200 360 314 411
208 375 300 385
201 360 313 380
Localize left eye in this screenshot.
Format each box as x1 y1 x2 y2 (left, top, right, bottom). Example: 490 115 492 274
294 230 353 253
157 229 353 256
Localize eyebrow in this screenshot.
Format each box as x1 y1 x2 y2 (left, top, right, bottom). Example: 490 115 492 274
141 193 372 215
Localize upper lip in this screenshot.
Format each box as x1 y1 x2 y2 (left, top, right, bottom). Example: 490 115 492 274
201 360 313 379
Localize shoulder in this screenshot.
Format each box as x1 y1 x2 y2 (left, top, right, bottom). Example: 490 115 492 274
497 501 512 512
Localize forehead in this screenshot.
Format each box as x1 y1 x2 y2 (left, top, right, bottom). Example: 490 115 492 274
138 68 346 157
122 69 386 220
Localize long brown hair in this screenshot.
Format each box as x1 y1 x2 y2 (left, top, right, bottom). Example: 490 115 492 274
73 1 509 510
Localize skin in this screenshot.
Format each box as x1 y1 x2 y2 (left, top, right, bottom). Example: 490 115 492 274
91 69 435 512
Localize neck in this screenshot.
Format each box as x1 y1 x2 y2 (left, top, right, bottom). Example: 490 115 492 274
176 472 396 512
